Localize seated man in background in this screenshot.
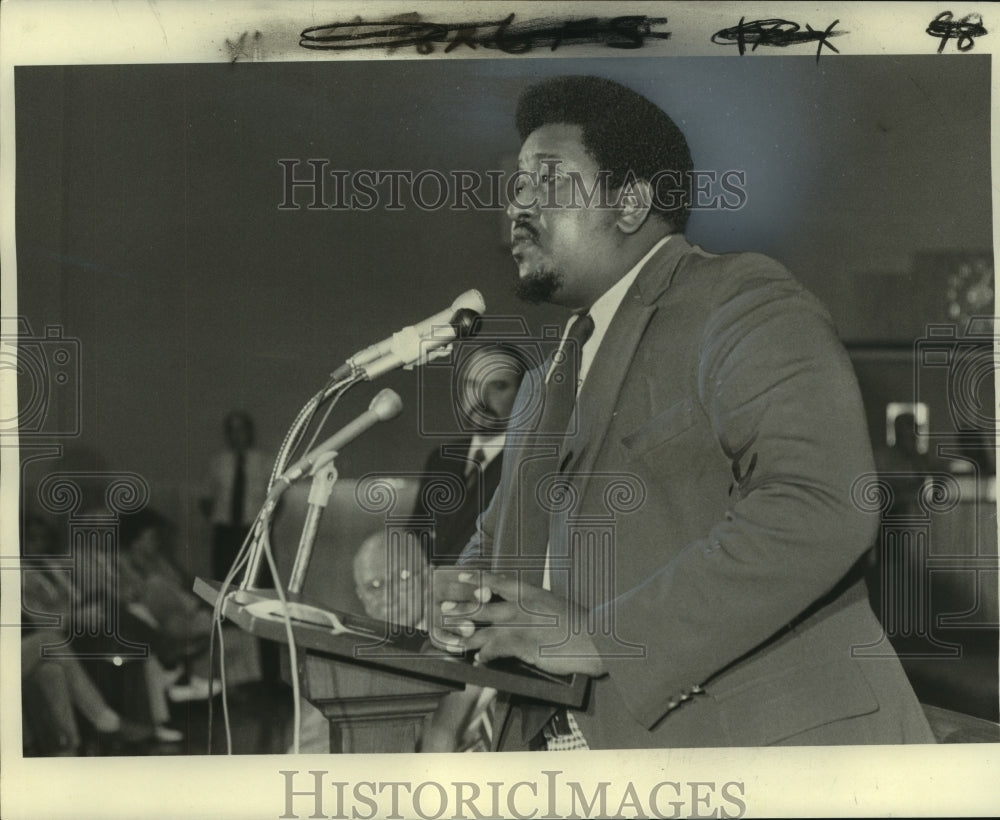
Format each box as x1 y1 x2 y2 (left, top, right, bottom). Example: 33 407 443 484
352 530 429 628
293 346 526 753
293 531 430 753
409 343 526 750
412 343 525 566
350 531 491 753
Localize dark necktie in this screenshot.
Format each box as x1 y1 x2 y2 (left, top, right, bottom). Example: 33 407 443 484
501 313 595 743
539 313 595 436
465 447 487 491
230 451 246 527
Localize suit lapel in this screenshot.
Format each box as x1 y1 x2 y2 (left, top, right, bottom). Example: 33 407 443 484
510 238 691 746
492 363 552 575
559 237 692 487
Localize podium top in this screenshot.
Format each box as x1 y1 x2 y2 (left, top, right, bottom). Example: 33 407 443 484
195 578 588 708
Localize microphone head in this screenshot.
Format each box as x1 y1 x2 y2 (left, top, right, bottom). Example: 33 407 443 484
369 388 404 421
451 289 486 316
450 308 481 339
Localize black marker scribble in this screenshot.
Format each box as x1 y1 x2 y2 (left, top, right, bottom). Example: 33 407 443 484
926 11 987 53
300 13 670 54
711 17 843 62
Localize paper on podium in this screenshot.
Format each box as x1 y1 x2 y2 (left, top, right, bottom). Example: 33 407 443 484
195 578 588 707
243 599 376 638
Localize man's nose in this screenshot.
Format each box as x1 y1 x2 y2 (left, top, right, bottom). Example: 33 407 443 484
506 199 533 221
506 174 539 220
481 383 502 407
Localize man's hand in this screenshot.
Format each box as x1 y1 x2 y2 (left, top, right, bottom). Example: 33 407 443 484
430 568 607 677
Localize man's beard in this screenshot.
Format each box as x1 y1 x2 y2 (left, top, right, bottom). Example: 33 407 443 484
514 269 563 304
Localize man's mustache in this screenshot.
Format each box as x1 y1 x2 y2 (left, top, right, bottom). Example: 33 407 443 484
511 218 539 243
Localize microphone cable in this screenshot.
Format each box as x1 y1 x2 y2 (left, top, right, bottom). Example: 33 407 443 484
207 373 362 754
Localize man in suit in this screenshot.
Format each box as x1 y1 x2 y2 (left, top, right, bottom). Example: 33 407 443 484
199 410 283 691
412 344 525 565
430 75 934 749
409 344 525 751
200 411 270 582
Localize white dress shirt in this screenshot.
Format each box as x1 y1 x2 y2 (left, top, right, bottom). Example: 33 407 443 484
466 432 506 473
537 235 675 749
541 235 672 593
546 235 672 393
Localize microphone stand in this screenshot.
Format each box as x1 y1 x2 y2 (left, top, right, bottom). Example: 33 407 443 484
240 373 359 592
237 308 463 591
287 453 338 595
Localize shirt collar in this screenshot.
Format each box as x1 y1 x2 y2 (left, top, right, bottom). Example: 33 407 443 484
469 432 506 467
587 234 672 332
576 235 672 386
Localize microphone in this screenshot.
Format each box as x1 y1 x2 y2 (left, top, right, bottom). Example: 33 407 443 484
332 290 485 381
275 389 403 487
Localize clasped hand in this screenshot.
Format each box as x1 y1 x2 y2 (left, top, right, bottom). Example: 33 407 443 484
429 567 607 677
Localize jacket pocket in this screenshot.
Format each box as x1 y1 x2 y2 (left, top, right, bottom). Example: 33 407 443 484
714 659 880 746
621 397 697 456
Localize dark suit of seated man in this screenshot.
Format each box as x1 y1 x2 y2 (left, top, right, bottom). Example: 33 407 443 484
411 344 525 752
430 75 935 750
412 344 525 566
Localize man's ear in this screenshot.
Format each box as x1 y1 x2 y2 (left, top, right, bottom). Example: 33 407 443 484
615 178 653 235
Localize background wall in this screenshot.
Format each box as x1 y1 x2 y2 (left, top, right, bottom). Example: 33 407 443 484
14 55 992 575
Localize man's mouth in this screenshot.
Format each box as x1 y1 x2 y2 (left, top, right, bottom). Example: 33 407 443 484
510 224 538 245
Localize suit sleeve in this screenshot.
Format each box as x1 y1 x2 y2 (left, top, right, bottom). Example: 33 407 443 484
592 276 878 728
456 483 499 568
410 448 438 524
454 368 546 569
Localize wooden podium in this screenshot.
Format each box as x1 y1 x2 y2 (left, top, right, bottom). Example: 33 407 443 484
301 651 452 754
195 579 588 753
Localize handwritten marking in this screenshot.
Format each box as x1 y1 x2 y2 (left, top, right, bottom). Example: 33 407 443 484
225 30 263 63
711 17 842 62
926 11 987 53
299 13 670 54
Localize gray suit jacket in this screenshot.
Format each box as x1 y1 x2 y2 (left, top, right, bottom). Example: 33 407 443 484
462 236 933 748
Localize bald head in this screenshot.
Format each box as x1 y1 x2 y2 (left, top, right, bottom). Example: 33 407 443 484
352 532 428 627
